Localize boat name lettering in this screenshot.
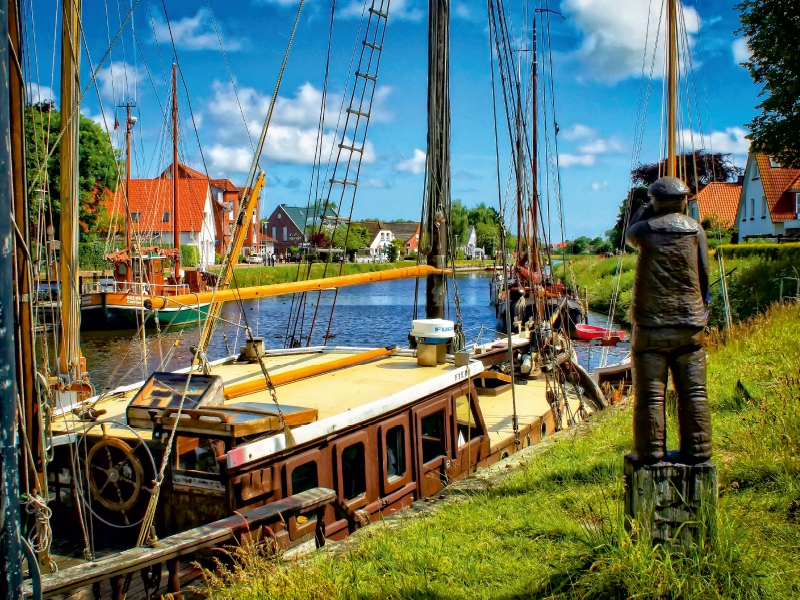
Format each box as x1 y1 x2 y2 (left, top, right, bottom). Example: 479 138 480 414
126 296 144 305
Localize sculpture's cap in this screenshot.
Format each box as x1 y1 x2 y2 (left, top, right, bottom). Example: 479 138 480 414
647 176 690 200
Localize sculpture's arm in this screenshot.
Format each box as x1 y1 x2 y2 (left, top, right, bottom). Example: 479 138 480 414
697 228 710 306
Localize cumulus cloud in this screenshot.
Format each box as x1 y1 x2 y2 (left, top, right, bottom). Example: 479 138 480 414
338 0 423 21
592 181 608 191
203 81 378 173
396 149 426 174
562 0 700 83
560 154 596 168
732 38 750 65
95 62 146 104
679 126 750 156
152 9 240 52
27 82 56 104
558 122 624 167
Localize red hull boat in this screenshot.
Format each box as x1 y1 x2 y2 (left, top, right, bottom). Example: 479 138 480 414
575 323 627 341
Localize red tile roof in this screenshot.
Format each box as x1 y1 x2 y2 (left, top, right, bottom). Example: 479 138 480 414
755 154 800 222
158 162 209 181
104 178 210 233
689 182 741 228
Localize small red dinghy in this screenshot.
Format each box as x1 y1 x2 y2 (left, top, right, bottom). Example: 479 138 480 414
575 324 627 341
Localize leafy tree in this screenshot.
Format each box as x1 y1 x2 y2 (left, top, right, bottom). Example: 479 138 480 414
450 199 469 246
388 239 403 262
467 203 500 227
594 240 614 254
475 222 501 256
737 0 800 167
331 223 371 261
570 236 592 254
25 106 119 235
631 151 742 193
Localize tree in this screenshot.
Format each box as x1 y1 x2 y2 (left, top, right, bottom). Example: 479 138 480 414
475 222 501 256
631 151 742 193
570 236 592 254
388 239 403 262
25 106 119 236
331 223 371 261
450 199 469 246
737 0 800 167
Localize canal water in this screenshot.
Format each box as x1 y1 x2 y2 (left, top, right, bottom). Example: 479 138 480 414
77 272 628 392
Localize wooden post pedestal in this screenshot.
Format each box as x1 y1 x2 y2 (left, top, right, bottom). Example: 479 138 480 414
624 452 717 551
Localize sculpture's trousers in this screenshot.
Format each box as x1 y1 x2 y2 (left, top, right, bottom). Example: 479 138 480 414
631 326 712 463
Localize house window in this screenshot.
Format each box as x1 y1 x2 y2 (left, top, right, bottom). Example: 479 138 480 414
768 156 782 168
131 212 141 223
340 442 366 501
762 197 767 218
283 227 288 242
795 193 800 217
750 198 755 219
162 212 170 223
272 227 277 240
385 425 406 480
278 213 282 219
421 410 446 464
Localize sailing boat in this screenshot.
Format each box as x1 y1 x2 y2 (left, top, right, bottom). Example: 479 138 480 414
28 0 606 596
80 66 215 330
489 13 584 337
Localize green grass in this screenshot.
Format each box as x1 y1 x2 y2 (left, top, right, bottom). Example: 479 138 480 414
202 304 800 599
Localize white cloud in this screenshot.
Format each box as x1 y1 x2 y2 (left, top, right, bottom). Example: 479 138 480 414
560 154 596 168
361 177 390 189
95 62 147 104
561 123 594 141
27 82 56 104
592 181 608 191
338 0 423 21
396 149 426 174
732 38 750 65
454 2 477 21
562 0 700 83
204 81 378 172
153 9 240 52
679 126 750 156
579 138 624 154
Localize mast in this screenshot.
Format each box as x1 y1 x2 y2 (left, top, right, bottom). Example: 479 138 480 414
666 0 678 177
172 64 181 279
124 101 133 280
424 0 450 319
529 18 539 277
0 1 22 593
58 0 82 375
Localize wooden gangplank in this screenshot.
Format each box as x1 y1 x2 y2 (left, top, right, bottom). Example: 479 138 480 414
26 488 337 599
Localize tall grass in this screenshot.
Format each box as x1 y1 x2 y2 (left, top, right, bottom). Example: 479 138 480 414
203 303 800 599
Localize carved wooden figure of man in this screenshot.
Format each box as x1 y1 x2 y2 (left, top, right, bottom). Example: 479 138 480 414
625 176 712 464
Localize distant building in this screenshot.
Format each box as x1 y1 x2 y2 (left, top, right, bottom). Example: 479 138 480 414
105 176 216 268
687 180 742 229
355 221 396 261
262 204 338 254
736 153 800 242
550 241 569 252
157 162 261 257
385 222 420 256
461 226 485 260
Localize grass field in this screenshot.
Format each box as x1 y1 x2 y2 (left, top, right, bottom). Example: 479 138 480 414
203 303 800 600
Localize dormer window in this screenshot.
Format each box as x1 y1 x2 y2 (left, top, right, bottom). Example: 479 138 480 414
131 212 141 223
768 156 782 168
162 212 170 223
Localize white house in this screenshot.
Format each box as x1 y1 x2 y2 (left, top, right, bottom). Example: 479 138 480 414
687 181 742 229
355 221 395 261
736 153 800 241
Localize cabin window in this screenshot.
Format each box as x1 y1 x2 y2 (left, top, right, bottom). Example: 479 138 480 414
385 425 406 480
176 437 223 476
340 442 367 501
541 422 548 440
421 411 446 464
131 212 141 223
162 212 170 223
454 395 482 447
290 461 318 494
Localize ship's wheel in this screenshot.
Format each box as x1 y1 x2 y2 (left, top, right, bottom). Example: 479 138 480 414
78 420 156 528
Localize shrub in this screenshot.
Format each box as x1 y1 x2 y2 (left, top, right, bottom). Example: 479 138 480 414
180 245 200 267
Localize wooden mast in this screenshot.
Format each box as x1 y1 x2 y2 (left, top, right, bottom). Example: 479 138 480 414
172 64 181 279
124 101 133 281
424 0 450 319
529 18 539 278
666 0 678 178
58 0 82 375
0 1 23 593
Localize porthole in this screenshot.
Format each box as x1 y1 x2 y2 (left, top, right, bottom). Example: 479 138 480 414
541 422 547 440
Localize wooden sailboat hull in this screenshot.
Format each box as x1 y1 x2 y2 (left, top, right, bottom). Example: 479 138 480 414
80 292 208 330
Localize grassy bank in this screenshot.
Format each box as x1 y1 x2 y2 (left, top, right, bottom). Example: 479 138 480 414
564 248 799 328
215 262 414 288
204 304 800 599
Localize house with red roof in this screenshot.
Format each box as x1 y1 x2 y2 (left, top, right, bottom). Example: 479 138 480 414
105 175 216 268
688 180 742 229
736 154 800 241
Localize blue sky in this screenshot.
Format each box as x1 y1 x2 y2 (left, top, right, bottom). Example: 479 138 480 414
27 0 757 238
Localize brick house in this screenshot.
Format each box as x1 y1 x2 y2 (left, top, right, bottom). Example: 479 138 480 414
385 222 420 256
262 204 338 254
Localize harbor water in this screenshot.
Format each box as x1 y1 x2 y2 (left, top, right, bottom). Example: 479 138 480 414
75 272 628 391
